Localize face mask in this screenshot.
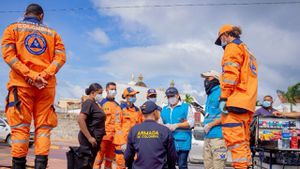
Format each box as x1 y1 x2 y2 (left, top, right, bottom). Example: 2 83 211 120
95 94 103 102
108 90 117 97
262 101 271 108
148 98 157 103
129 97 137 104
221 41 228 47
204 78 220 95
168 97 178 105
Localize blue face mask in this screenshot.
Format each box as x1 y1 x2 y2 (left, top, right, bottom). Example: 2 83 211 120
262 101 271 108
129 97 137 104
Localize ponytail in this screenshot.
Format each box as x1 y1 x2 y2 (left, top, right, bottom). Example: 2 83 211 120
228 26 242 38
85 83 102 95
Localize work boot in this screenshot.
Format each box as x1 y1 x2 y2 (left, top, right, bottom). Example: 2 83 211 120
35 155 48 169
12 157 26 169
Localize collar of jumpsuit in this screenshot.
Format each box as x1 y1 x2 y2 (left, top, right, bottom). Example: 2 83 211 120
23 16 42 24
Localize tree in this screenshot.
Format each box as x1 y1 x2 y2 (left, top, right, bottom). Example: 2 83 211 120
284 83 300 112
184 94 194 104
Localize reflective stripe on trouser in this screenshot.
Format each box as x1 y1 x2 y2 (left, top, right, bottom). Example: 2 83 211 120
115 145 126 169
93 140 115 169
221 111 253 169
203 138 227 169
5 86 57 157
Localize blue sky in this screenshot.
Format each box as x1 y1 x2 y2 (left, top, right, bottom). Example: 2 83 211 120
1 0 300 108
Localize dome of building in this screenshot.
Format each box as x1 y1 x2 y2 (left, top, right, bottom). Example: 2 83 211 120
135 74 147 87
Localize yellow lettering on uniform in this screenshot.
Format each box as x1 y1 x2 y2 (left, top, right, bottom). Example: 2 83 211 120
136 130 159 139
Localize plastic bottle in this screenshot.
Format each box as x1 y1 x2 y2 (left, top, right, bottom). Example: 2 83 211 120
290 129 298 149
282 127 290 149
278 139 282 149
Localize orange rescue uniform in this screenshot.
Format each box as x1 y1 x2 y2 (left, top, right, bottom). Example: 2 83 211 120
114 103 143 169
93 98 122 169
1 17 66 157
220 38 258 169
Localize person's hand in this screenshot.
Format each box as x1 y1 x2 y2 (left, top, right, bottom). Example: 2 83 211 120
121 144 127 152
273 111 283 117
219 100 228 114
204 123 212 134
34 76 48 89
165 124 178 131
88 137 97 147
27 76 48 89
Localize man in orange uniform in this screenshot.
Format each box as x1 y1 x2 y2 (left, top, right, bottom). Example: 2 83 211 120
215 24 258 169
1 4 66 169
93 82 121 169
114 87 143 169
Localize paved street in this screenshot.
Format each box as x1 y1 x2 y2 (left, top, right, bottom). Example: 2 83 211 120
0 141 210 169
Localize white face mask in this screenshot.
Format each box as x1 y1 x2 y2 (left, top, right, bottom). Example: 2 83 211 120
148 98 157 103
168 97 178 105
95 94 103 102
221 40 228 47
108 90 117 97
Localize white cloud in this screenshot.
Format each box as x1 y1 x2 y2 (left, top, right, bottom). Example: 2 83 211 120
92 0 300 100
87 27 110 45
98 40 222 79
56 81 85 100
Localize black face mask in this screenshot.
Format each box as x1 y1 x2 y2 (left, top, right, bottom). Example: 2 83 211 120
204 78 220 95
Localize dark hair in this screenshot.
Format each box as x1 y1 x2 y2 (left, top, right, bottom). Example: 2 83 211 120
25 4 44 16
228 26 242 38
85 83 102 95
264 95 273 100
106 82 116 89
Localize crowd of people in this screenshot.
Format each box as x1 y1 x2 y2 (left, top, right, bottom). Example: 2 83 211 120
1 3 298 169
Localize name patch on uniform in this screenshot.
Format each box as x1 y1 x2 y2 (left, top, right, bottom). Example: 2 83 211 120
137 130 159 139
24 33 47 55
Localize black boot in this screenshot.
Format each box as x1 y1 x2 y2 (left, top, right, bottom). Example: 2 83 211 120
12 157 26 169
35 155 48 169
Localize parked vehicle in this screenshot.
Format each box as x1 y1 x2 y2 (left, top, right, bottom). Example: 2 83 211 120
0 118 34 147
189 126 232 165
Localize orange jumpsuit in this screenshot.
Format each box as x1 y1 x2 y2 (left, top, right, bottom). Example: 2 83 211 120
93 98 122 169
114 103 143 169
1 18 66 157
220 39 258 169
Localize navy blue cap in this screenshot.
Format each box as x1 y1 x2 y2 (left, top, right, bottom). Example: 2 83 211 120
140 101 162 114
147 88 157 96
165 87 179 97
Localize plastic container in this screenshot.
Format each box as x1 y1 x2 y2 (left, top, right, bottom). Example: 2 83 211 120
290 129 298 149
282 127 290 149
278 139 282 149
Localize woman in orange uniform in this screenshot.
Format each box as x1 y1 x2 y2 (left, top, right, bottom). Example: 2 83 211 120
114 87 143 169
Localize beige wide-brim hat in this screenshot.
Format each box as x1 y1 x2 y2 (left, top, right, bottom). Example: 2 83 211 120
201 70 220 80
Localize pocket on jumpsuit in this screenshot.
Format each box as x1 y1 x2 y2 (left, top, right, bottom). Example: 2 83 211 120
5 90 24 127
46 105 58 128
6 104 23 127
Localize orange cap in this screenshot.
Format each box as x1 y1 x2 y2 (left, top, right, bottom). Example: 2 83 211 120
215 24 234 46
122 87 139 99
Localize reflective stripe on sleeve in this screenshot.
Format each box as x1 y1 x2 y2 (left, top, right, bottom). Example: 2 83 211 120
51 61 61 69
224 61 241 68
9 58 19 67
223 79 237 85
55 49 65 54
2 43 16 49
